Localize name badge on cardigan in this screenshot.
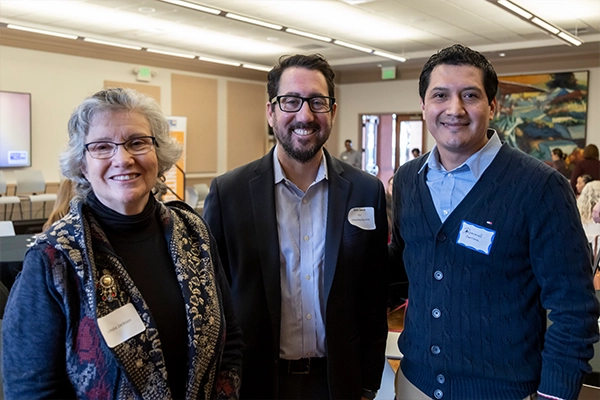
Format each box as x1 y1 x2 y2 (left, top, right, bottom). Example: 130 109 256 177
98 303 145 348
456 220 496 255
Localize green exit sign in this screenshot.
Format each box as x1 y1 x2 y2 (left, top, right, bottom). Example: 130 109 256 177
137 67 152 82
381 66 396 80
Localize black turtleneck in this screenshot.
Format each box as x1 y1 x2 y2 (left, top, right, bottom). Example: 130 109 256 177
86 193 188 399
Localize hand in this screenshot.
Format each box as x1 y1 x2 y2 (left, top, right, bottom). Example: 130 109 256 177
593 201 600 224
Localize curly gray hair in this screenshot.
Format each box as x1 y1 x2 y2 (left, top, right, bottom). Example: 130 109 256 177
577 180 600 223
60 88 183 197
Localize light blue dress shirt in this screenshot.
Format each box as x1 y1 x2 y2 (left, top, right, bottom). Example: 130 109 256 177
273 147 328 359
419 131 502 222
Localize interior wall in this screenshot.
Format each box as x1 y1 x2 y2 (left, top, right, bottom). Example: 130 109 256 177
337 67 600 155
226 81 267 170
2 44 598 186
171 74 219 173
0 45 266 184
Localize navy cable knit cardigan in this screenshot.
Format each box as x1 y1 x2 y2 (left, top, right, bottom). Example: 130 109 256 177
390 143 599 399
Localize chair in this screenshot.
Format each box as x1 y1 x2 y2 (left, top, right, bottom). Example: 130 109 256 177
14 170 57 220
0 221 15 237
0 171 21 220
185 187 199 209
193 183 209 211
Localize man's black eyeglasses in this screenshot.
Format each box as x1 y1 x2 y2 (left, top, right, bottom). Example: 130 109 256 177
270 95 335 113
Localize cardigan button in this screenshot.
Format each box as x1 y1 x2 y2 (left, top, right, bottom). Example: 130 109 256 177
436 233 447 241
431 345 441 355
432 308 441 318
437 374 445 384
434 271 443 280
434 389 443 399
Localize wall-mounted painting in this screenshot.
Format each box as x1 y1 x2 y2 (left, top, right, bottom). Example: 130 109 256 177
490 71 588 169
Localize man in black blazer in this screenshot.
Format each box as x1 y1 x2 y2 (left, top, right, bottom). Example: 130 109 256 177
204 54 388 400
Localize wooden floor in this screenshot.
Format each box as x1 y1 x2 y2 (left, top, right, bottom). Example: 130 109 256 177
387 304 405 372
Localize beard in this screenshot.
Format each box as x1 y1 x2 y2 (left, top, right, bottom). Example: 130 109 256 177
272 120 331 163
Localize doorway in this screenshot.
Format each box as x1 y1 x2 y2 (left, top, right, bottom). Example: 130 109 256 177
360 113 424 186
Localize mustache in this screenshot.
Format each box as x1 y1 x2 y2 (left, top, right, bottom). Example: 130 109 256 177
289 122 321 131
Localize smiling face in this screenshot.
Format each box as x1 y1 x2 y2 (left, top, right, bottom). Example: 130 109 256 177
83 111 158 215
421 64 496 169
267 67 336 164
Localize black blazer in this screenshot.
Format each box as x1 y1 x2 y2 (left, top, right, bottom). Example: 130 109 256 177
204 147 389 399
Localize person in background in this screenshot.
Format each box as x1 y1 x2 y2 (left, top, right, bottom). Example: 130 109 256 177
3 88 242 399
339 139 362 168
411 148 421 158
570 144 600 192
550 148 569 178
389 44 599 399
576 174 593 198
204 54 388 400
577 180 600 245
386 175 394 237
42 178 75 231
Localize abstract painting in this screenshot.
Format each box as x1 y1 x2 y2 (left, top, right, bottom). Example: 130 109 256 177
490 71 588 165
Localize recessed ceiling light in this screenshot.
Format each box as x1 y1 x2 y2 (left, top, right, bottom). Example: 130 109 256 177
499 52 506 57
138 7 155 13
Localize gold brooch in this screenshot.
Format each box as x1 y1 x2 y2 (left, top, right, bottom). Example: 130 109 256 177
97 270 117 302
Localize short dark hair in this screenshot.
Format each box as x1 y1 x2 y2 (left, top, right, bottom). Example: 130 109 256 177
552 148 566 160
267 54 336 103
345 139 352 144
419 44 498 105
580 174 593 184
583 144 599 160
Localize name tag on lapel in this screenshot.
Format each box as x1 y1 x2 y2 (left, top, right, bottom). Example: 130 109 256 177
348 207 376 230
98 303 145 348
456 220 496 255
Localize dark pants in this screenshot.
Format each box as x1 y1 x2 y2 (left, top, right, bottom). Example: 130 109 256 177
278 358 330 400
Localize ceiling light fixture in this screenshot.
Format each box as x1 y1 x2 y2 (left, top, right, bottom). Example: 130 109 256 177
333 40 373 53
530 17 560 34
158 0 221 15
557 32 582 46
83 38 143 50
497 0 532 19
6 24 78 40
157 1 408 62
373 51 407 62
146 48 196 59
224 13 282 30
285 28 332 42
242 64 272 72
488 0 583 46
199 56 241 67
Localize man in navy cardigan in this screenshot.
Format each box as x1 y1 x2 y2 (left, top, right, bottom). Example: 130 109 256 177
389 44 599 399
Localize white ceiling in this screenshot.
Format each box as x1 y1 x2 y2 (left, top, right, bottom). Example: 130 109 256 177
0 0 598 71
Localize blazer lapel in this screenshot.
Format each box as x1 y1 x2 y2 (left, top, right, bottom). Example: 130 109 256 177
323 150 350 304
249 149 282 347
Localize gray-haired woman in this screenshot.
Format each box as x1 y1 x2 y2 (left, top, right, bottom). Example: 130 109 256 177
2 88 242 399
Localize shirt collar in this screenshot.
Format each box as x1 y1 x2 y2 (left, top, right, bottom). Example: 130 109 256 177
273 145 328 184
418 129 501 179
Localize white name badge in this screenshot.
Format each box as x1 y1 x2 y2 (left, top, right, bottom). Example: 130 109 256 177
348 207 376 230
456 220 496 255
97 303 145 348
